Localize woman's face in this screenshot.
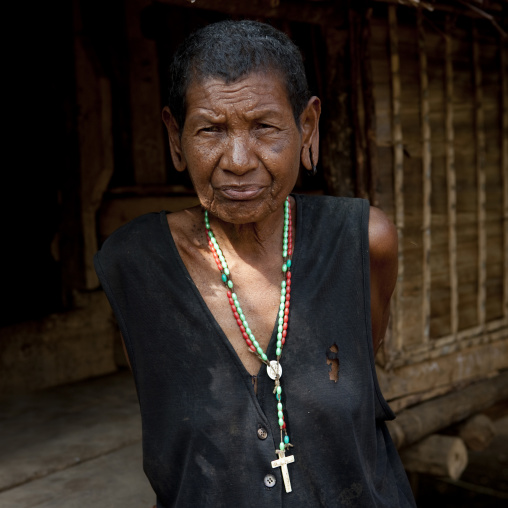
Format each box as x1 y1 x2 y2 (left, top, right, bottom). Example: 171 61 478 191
163 72 320 224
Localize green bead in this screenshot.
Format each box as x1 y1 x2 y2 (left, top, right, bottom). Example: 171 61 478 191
277 403 283 410
278 419 284 428
223 267 230 275
278 325 283 333
239 313 245 321
276 341 282 348
279 442 285 450
232 293 238 300
277 332 282 340
253 340 259 348
227 280 233 289
261 353 267 361
256 347 263 355
276 348 281 356
276 386 282 394
278 410 283 418
281 281 286 288
283 250 287 258
282 264 287 272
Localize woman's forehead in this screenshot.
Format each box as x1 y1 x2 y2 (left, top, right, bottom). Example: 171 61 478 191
185 72 292 113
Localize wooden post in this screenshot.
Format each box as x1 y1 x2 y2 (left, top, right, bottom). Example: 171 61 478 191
473 25 487 329
502 42 508 319
73 1 114 290
445 17 458 336
388 4 404 350
126 0 166 184
349 7 368 199
399 434 468 480
361 7 379 207
418 10 432 343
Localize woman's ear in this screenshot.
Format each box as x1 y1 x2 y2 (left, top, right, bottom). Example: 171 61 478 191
299 96 321 170
162 106 186 172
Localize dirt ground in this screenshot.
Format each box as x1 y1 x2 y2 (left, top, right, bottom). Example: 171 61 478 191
0 371 506 507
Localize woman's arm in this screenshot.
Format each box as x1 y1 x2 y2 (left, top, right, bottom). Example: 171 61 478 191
368 206 398 355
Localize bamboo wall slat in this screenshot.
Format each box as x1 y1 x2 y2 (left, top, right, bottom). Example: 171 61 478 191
418 10 432 343
473 26 487 328
445 17 459 337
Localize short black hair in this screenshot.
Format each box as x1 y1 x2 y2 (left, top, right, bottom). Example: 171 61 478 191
168 20 311 131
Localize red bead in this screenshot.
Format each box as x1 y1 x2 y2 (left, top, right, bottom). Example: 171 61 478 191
282 330 287 338
240 325 246 333
236 318 242 327
249 345 257 352
242 332 249 340
227 290 232 298
229 298 235 306
231 305 236 313
285 301 290 309
282 422 286 429
246 339 253 347
233 311 239 320
283 323 288 330
281 337 286 345
284 308 289 316
283 315 288 323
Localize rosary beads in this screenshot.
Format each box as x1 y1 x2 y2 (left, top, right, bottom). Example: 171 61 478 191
204 197 293 453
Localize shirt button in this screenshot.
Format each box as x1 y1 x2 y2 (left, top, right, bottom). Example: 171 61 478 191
257 427 268 440
264 474 276 488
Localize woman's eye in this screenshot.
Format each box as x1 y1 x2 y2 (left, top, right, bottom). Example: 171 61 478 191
200 125 222 133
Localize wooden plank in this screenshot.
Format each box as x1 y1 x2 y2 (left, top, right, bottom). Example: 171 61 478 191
445 17 459 336
418 10 432 343
126 0 166 184
388 4 405 351
473 25 487 328
502 42 508 319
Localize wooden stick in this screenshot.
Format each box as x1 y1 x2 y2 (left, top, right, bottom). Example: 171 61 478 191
388 4 405 351
418 10 432 343
473 24 487 328
445 17 458 336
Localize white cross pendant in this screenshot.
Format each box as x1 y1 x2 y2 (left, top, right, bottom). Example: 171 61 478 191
271 449 295 493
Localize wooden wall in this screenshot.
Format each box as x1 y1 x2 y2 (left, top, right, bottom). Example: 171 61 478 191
367 4 508 409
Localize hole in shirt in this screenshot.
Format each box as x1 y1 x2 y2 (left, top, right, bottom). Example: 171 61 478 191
326 344 339 382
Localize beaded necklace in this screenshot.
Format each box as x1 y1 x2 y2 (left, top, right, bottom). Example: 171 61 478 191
204 196 295 493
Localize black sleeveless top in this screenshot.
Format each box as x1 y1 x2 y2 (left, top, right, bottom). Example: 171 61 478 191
94 195 416 508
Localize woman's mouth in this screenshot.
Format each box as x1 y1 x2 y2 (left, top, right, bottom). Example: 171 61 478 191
218 185 266 200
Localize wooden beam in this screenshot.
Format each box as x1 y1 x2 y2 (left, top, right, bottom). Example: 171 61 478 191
473 24 487 329
126 0 166 184
457 414 496 451
387 370 508 449
418 10 432 343
388 4 405 351
445 17 458 336
157 0 347 26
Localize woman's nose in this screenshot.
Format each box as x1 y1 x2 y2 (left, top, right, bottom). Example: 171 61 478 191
219 134 258 174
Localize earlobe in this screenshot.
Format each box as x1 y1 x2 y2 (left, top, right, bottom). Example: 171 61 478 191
300 96 321 171
162 106 186 172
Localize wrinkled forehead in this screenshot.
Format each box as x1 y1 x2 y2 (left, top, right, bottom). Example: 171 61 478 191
183 68 296 124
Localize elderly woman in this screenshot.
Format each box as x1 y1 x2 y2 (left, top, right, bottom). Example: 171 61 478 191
94 20 416 508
